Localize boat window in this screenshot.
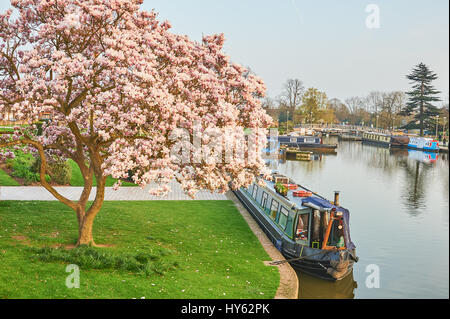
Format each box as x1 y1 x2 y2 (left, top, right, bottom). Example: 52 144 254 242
278 206 289 230
270 199 279 220
295 213 310 242
262 192 269 209
255 188 262 204
252 185 258 199
285 211 295 238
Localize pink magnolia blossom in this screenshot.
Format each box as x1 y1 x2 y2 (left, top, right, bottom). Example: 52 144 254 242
1 0 273 199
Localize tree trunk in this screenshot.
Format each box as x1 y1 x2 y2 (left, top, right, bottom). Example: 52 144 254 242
76 210 98 246
75 185 104 247
77 216 95 246
420 83 424 137
76 165 106 247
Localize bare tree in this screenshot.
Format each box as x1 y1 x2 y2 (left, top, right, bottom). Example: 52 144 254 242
329 98 350 124
379 91 406 130
366 91 383 115
262 97 281 125
262 97 276 110
345 97 363 115
279 79 305 123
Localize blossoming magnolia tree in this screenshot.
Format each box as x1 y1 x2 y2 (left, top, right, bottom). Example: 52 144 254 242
0 0 272 246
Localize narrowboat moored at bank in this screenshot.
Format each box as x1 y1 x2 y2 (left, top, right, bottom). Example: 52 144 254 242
362 132 410 148
338 132 362 141
408 137 440 152
279 147 314 161
234 173 358 281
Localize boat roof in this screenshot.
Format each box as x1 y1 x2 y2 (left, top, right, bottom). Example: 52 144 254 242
278 134 318 138
409 136 438 142
261 173 356 250
363 131 390 136
264 173 341 212
364 131 407 138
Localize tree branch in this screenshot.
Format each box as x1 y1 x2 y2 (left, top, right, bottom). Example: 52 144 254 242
0 139 77 210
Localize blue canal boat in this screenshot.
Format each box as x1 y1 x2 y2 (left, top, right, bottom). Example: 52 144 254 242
234 173 358 281
408 137 440 152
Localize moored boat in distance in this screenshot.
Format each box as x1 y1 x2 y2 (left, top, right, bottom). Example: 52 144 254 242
362 132 410 148
234 173 358 281
338 132 362 141
280 146 313 161
408 137 440 152
277 135 337 153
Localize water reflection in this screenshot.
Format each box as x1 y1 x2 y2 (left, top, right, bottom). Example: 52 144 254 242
398 158 434 214
295 139 442 217
389 148 409 158
267 138 448 298
297 270 358 299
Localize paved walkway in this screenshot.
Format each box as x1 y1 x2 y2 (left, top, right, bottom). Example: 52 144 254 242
0 180 227 201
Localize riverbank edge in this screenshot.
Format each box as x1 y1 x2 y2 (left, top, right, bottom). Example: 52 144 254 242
226 191 299 299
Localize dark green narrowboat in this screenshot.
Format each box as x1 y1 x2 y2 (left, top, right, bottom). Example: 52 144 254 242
234 173 358 281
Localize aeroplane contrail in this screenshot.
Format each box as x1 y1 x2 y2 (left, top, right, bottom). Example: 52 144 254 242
291 0 304 25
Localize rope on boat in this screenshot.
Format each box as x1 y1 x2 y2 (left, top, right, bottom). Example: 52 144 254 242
317 263 327 270
269 249 330 266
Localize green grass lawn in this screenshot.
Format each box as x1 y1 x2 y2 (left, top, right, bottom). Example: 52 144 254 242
0 200 279 299
67 160 136 187
0 169 19 186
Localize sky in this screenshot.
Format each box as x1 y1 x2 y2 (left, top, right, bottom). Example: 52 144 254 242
1 0 448 103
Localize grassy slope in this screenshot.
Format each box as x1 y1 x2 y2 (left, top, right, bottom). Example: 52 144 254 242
0 169 19 186
68 160 136 187
0 201 279 299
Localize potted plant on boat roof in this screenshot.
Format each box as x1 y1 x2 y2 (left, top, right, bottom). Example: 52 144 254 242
275 182 289 197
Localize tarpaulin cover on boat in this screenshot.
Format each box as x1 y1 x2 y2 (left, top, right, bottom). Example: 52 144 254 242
302 197 356 250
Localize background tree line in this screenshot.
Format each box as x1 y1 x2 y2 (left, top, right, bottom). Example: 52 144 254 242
263 63 448 137
262 79 413 130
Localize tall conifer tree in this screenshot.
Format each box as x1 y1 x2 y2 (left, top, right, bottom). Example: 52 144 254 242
403 63 441 136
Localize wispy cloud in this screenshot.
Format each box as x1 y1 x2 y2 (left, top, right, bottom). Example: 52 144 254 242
291 0 304 25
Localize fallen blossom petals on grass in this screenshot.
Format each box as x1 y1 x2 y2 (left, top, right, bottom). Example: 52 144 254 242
0 200 279 299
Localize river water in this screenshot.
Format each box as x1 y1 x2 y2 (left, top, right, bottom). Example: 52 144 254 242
268 136 449 299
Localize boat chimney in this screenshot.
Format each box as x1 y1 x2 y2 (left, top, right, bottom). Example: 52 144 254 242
334 191 340 206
